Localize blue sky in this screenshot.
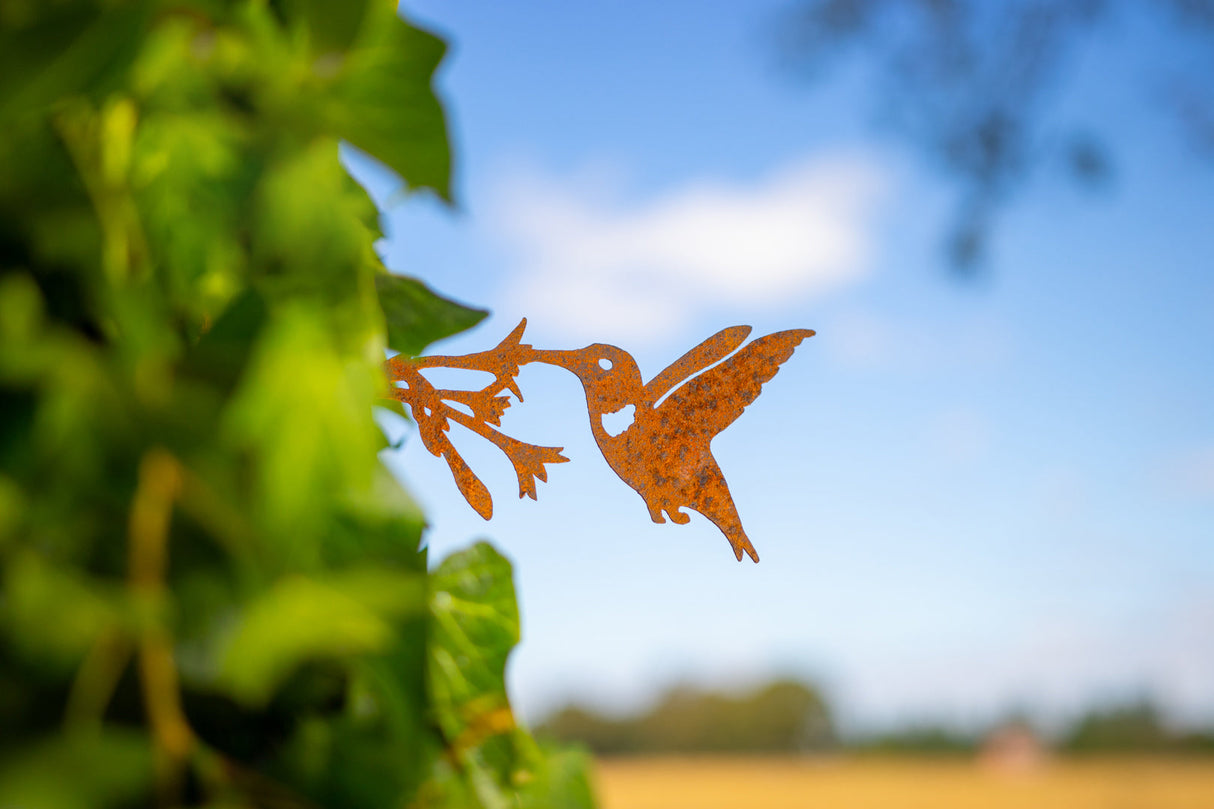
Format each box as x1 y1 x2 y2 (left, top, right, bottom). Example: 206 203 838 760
348 1 1214 733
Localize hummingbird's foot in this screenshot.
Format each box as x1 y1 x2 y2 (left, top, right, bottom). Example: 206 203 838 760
646 503 666 523
667 507 691 525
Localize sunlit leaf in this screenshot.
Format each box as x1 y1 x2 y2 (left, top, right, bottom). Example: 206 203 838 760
222 304 382 543
429 542 519 741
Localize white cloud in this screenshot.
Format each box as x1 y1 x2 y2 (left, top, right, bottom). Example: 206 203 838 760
488 153 889 343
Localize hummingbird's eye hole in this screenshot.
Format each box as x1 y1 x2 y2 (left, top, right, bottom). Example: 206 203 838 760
598 358 613 371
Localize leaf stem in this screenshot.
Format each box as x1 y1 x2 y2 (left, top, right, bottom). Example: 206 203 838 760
128 448 193 803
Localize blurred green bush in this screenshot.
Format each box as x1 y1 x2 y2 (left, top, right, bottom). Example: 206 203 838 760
0 2 594 806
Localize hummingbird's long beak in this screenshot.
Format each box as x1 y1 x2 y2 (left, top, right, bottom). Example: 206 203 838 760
526 348 584 372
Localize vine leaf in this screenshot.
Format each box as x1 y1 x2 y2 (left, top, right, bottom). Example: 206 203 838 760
330 9 453 199
377 273 487 356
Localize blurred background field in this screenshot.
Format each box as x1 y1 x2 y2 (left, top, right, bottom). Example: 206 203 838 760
593 756 1214 809
536 677 1214 806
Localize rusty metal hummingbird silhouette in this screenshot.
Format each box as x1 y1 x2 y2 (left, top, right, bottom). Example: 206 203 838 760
386 319 814 562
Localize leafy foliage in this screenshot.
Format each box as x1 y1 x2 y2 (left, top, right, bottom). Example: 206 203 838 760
0 1 594 807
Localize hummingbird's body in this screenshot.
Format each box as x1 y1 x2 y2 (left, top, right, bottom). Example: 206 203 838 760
532 326 814 562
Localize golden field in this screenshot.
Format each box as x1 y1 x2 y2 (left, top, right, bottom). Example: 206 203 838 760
593 756 1214 809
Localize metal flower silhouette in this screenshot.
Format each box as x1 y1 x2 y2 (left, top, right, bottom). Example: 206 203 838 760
387 320 814 562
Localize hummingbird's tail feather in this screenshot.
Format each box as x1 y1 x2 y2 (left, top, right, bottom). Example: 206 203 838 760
694 491 760 563
722 526 759 563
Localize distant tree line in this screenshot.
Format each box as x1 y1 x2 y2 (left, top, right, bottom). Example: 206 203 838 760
536 682 1214 757
537 680 834 755
1064 701 1214 755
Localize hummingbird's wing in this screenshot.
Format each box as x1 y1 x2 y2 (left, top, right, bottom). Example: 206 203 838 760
657 329 815 438
643 326 752 403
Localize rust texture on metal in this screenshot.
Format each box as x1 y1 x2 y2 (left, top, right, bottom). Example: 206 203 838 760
386 319 815 562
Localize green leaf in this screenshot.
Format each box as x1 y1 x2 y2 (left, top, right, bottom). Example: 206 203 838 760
250 139 377 292
0 4 149 122
222 304 383 544
0 475 24 548
220 577 388 704
428 542 520 744
220 567 426 704
518 745 599 809
336 463 427 555
183 288 269 392
2 551 126 670
426 544 602 808
279 714 433 809
428 542 528 809
377 273 488 356
291 0 373 55
0 729 152 809
328 11 452 199
128 91 251 326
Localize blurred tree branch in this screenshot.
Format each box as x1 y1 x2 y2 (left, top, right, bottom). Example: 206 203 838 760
775 0 1214 270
